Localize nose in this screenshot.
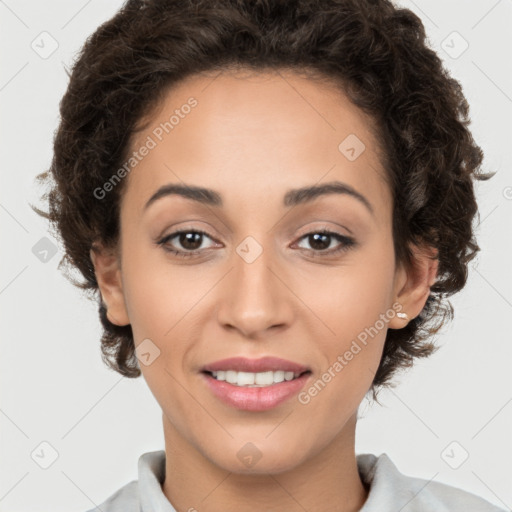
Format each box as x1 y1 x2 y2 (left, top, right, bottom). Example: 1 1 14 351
216 241 294 339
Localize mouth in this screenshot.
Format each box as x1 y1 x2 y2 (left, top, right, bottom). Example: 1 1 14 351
199 357 313 411
199 356 312 410
201 369 311 388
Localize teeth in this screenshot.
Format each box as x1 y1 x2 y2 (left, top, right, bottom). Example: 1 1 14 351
210 370 303 387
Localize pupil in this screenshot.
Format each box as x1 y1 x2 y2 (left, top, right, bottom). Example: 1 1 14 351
310 233 329 250
181 232 202 250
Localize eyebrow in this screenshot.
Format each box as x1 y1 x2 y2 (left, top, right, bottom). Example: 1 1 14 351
143 180 374 215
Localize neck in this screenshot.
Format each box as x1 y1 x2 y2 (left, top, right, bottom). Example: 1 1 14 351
161 413 368 512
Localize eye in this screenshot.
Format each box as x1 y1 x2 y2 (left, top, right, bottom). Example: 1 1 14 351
156 229 218 258
294 229 356 257
156 227 356 259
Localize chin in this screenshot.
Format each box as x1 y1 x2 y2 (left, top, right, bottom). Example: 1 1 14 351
204 440 308 476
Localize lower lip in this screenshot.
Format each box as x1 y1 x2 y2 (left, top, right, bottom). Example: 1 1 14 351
201 372 311 411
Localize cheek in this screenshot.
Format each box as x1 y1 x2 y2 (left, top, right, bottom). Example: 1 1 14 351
293 276 394 444
305 243 396 342
120 238 200 338
299 241 396 394
119 241 214 390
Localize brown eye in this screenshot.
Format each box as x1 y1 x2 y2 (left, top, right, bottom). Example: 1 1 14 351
177 232 203 250
157 229 218 258
295 230 356 256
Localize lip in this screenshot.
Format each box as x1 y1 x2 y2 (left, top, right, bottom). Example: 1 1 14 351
201 356 311 374
201 371 312 411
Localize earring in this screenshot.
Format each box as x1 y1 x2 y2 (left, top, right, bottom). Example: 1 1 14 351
397 312 409 321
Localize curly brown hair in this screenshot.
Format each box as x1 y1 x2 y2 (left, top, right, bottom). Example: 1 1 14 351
32 0 492 396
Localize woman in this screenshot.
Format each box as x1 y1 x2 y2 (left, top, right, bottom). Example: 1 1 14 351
34 0 504 510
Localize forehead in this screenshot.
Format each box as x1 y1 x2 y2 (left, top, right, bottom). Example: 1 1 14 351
123 68 391 216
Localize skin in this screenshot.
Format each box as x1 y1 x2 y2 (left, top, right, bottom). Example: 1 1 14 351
90 68 438 512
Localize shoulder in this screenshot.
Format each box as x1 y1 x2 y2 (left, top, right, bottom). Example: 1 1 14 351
83 480 140 512
82 450 171 512
357 452 506 512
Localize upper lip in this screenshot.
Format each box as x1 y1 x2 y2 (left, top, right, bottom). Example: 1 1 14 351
202 356 311 374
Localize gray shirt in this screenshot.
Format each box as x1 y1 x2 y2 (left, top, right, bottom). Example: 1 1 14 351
85 450 506 511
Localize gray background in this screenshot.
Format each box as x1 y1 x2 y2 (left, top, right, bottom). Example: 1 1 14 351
1 0 511 510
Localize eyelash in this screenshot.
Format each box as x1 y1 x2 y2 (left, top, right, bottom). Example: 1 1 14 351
156 228 356 259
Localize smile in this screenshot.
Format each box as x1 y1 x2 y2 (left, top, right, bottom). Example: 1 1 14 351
201 370 312 411
208 370 305 387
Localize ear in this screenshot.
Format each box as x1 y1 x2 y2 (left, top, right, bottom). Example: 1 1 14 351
388 243 439 329
89 243 130 326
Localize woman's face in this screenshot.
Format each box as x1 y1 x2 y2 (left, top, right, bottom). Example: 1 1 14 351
106 69 410 473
